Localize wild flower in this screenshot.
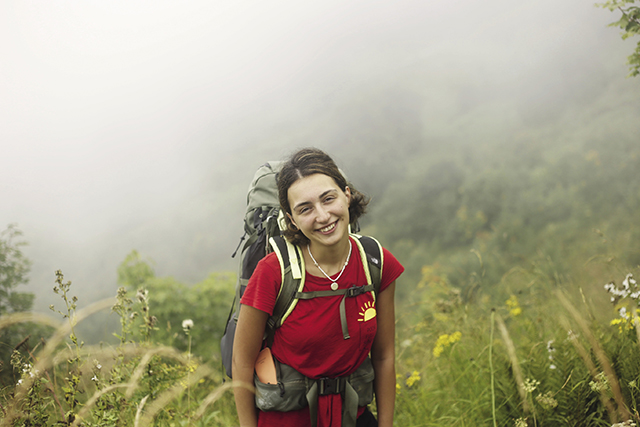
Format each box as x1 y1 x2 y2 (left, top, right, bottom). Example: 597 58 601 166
523 378 540 393
182 319 194 332
433 331 462 358
506 295 522 317
609 307 640 333
546 340 556 369
405 371 421 387
136 288 149 303
514 417 528 427
604 273 640 303
567 330 579 341
535 391 558 409
589 372 609 393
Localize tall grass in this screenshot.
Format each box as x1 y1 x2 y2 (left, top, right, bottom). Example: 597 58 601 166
2 265 640 426
394 262 640 427
0 271 238 426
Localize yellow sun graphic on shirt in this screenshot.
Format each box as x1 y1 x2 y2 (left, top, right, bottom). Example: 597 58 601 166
358 301 377 322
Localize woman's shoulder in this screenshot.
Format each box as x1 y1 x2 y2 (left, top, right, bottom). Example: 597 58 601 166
241 252 282 314
351 234 404 289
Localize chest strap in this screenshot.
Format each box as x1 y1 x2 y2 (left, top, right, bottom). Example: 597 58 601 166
295 284 375 340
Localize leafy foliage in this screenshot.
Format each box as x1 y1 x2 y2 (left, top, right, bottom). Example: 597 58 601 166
116 250 235 360
599 0 640 76
0 225 52 387
1 271 237 426
0 224 33 315
367 103 640 303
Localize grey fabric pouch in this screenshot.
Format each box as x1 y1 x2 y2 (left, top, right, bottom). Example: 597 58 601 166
254 356 374 412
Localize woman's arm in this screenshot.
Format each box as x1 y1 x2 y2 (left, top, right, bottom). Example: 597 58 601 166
371 281 396 427
232 304 269 427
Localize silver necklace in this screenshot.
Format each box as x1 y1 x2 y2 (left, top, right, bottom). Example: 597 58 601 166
307 240 352 291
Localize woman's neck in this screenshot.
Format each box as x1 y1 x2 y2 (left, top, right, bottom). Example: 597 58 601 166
305 237 351 276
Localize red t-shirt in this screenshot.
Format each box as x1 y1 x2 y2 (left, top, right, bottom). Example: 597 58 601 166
241 237 404 427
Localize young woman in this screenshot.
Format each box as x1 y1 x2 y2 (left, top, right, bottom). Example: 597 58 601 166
232 148 404 427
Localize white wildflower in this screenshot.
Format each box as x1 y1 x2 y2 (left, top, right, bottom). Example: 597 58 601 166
523 378 540 393
605 274 640 302
514 417 528 427
182 319 194 331
546 340 555 353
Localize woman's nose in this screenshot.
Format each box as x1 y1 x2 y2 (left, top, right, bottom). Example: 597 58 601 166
316 205 331 222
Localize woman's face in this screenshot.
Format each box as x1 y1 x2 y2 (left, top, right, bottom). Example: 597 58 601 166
287 173 351 250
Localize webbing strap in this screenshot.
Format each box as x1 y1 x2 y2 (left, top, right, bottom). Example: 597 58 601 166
305 378 359 427
306 383 319 427
294 285 374 340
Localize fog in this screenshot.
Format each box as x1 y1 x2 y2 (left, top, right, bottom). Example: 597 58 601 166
0 0 633 311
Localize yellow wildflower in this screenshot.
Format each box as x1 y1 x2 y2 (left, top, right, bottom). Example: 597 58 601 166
433 332 462 358
405 371 421 387
449 331 462 344
506 295 522 317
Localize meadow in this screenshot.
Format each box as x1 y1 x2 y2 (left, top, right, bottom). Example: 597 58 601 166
1 251 638 426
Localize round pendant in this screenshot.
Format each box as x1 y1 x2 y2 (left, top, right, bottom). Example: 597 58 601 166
331 282 339 291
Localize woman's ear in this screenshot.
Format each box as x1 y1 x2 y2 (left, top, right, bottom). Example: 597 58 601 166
344 186 351 205
287 212 298 230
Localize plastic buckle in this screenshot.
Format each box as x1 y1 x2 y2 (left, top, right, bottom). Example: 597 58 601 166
346 286 365 298
318 377 341 395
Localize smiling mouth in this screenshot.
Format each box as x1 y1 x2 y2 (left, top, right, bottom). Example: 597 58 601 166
318 221 337 233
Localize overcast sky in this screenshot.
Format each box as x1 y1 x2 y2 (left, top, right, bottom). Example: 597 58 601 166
0 0 631 309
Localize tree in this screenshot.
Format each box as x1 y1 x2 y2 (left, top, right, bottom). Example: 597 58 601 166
0 224 34 315
599 0 640 77
0 224 45 386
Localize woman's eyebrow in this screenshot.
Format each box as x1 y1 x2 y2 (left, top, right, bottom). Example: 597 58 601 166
293 189 338 211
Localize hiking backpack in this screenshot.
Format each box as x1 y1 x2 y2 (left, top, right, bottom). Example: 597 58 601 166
220 162 384 378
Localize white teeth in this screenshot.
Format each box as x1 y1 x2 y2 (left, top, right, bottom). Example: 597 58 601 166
320 223 336 232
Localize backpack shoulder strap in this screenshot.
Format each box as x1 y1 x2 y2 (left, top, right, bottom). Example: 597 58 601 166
264 236 306 345
351 234 383 296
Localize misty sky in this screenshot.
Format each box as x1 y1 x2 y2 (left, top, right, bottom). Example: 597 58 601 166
0 0 632 309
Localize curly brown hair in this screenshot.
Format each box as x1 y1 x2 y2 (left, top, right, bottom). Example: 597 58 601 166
277 148 369 246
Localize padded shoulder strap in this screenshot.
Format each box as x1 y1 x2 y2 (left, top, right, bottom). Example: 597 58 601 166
266 235 383 344
351 234 383 295
265 236 305 345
